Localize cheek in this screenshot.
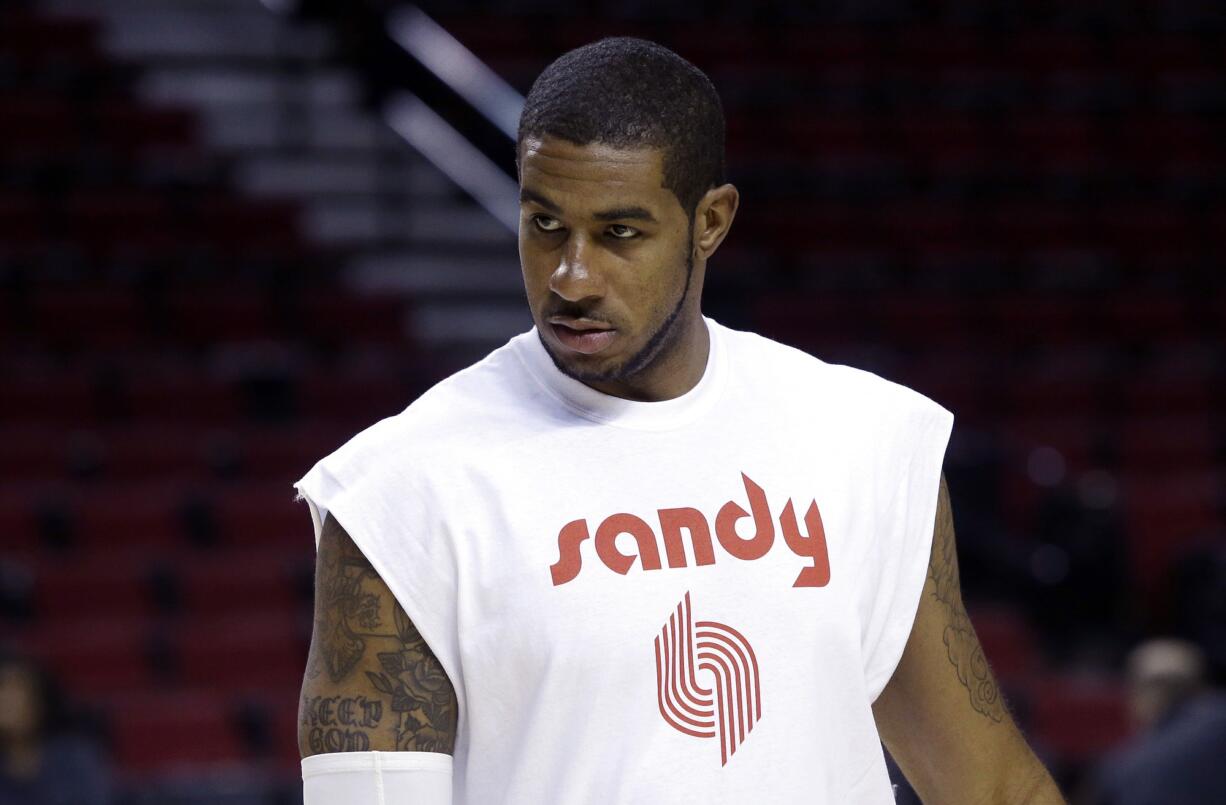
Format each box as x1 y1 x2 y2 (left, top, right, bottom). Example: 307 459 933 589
518 242 551 294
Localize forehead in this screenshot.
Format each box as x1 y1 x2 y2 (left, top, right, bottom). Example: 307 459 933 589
519 136 678 217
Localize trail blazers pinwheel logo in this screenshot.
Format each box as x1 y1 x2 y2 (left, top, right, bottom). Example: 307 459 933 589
653 591 761 766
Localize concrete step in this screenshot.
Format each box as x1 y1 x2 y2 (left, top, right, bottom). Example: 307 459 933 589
138 66 361 109
42 1 332 62
197 106 402 151
348 250 522 296
234 155 450 200
304 200 514 246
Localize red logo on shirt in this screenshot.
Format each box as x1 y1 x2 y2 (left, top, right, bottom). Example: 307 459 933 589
654 591 761 766
549 472 831 588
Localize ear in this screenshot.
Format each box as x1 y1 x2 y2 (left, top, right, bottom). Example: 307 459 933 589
692 183 739 261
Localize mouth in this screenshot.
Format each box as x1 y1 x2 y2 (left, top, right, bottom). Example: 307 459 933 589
547 318 618 355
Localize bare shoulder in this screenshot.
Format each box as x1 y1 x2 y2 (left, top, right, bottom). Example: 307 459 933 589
299 513 458 757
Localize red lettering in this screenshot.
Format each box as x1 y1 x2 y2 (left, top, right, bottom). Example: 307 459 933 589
550 519 590 586
658 507 716 568
715 473 774 561
596 513 663 575
780 499 831 588
548 473 834 589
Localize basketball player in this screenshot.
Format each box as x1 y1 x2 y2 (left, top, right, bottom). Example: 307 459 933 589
295 37 1066 804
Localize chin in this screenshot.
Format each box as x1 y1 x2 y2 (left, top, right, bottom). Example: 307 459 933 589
554 352 622 383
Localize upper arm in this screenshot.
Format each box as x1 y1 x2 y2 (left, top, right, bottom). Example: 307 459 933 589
298 513 458 758
871 474 1057 803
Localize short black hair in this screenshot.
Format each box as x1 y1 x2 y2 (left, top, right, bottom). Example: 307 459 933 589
517 36 726 219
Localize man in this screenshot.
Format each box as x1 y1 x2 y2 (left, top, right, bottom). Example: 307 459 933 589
0 651 113 805
1085 638 1226 805
295 36 1065 804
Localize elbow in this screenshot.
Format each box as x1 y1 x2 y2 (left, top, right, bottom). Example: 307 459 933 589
987 762 1067 805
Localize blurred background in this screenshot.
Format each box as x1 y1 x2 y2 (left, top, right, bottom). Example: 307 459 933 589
0 0 1223 803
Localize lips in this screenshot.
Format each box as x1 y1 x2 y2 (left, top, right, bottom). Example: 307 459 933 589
548 321 618 355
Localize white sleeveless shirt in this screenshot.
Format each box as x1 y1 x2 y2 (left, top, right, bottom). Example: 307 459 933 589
295 315 953 804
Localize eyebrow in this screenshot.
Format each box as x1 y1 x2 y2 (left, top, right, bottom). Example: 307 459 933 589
520 187 659 225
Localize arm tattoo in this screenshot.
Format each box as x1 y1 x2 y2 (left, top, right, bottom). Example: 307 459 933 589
365 604 458 752
927 476 1006 724
306 517 383 683
302 517 458 753
302 694 383 753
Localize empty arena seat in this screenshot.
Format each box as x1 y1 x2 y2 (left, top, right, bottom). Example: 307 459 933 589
1121 372 1214 418
99 104 198 150
174 611 307 692
33 288 143 348
1005 356 1111 418
212 485 311 547
107 691 244 771
1029 673 1132 762
0 14 100 63
98 427 210 481
125 375 240 423
168 293 275 343
23 616 160 696
238 421 350 480
1120 468 1223 598
32 555 154 619
299 373 410 420
296 292 408 344
0 427 66 482
1118 415 1214 471
268 697 304 770
177 549 302 616
0 374 96 423
876 295 971 344
72 485 186 549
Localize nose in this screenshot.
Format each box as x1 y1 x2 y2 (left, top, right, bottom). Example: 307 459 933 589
548 234 603 303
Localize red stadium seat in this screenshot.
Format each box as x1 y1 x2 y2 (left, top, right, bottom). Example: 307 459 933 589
1120 469 1222 600
0 374 95 424
268 697 304 770
1028 673 1132 762
33 288 142 349
1013 32 1097 71
22 616 158 696
1121 374 1213 418
239 421 350 480
0 14 100 63
0 427 66 482
213 484 309 548
99 105 198 150
175 612 307 694
178 549 301 616
125 375 240 424
32 555 153 619
73 485 186 549
107 691 244 771
1118 415 1213 471
101 426 207 481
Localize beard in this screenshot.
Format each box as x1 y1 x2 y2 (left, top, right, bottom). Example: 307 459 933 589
539 233 695 388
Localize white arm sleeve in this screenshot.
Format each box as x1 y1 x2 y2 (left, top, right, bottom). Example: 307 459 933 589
302 751 453 805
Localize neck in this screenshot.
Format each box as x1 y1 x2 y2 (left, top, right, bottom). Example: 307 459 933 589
586 310 709 402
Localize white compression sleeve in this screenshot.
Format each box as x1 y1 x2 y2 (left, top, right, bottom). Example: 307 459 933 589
302 751 453 805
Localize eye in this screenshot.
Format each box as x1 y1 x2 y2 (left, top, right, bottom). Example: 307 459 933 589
531 214 563 232
606 224 638 239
